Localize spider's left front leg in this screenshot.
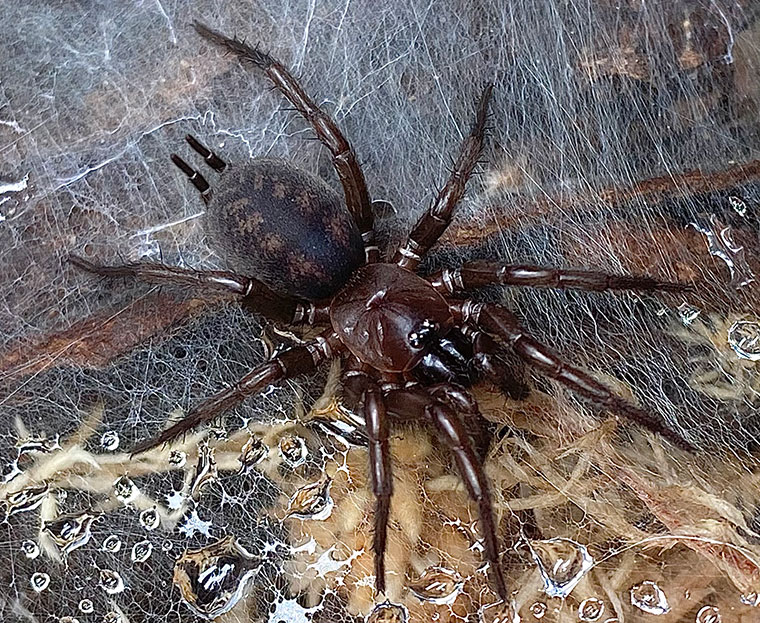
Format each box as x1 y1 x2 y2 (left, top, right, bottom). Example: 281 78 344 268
454 301 695 451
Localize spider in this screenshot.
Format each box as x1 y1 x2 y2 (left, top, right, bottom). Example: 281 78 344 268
70 21 694 602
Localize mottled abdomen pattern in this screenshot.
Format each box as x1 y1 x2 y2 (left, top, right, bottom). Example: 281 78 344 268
206 159 364 301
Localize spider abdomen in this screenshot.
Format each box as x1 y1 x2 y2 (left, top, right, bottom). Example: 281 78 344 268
331 263 454 372
207 158 364 301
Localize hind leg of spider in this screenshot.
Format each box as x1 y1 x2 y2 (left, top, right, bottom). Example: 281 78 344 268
429 261 692 295
171 153 213 204
185 134 227 171
69 256 328 325
132 330 342 454
393 85 492 271
192 22 377 262
456 301 695 452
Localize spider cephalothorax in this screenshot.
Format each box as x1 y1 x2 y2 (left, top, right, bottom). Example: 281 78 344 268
71 21 694 602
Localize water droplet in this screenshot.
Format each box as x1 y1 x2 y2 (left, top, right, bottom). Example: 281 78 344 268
44 510 98 555
30 572 50 592
529 602 547 619
21 539 40 559
727 317 760 361
139 506 160 530
102 534 122 553
578 597 605 621
173 535 260 619
113 475 137 504
162 540 173 552
696 605 721 623
479 600 521 623
677 302 701 325
728 195 747 216
279 434 307 467
238 435 268 473
366 601 408 623
16 435 60 456
79 599 94 614
190 443 217 498
286 477 333 520
131 539 153 563
178 509 212 538
408 566 464 605
99 569 125 594
168 450 187 468
526 537 593 598
740 591 760 606
100 430 120 451
690 215 755 288
630 580 670 615
4 483 49 517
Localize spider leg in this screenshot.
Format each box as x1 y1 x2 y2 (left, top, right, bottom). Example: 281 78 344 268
364 382 393 597
132 330 342 454
426 400 507 600
426 382 493 461
69 256 329 325
382 386 507 601
455 301 695 451
393 85 492 271
192 22 377 263
465 327 530 400
171 153 212 204
429 261 692 295
185 134 227 172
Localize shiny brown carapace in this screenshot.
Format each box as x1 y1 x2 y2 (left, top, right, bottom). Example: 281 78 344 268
70 20 695 604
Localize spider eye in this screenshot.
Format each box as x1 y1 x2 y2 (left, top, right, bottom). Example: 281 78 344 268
408 319 439 349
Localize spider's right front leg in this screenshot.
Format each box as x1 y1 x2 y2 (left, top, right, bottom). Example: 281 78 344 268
69 256 328 325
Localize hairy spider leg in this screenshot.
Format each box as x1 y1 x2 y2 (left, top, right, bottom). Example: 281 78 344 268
393 85 492 271
456 301 695 451
185 134 227 171
429 261 692 295
132 330 343 454
193 22 378 263
68 256 329 326
171 153 213 204
383 386 508 600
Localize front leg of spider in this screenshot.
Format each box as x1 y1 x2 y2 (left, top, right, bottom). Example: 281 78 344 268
363 384 393 596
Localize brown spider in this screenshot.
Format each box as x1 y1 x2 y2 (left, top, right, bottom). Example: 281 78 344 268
70 21 693 601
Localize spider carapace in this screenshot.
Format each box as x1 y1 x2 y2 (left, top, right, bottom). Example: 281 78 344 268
71 21 695 603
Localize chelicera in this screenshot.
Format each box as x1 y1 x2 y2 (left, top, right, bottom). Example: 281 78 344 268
71 22 693 601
